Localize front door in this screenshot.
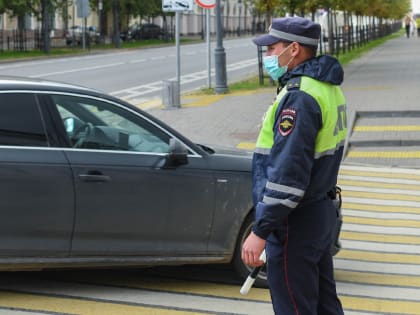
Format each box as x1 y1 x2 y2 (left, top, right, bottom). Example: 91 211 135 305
49 94 214 257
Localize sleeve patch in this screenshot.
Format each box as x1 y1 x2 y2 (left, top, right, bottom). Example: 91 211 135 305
278 109 296 136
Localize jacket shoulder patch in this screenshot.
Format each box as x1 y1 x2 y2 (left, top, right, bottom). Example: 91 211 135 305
286 77 301 90
278 109 296 136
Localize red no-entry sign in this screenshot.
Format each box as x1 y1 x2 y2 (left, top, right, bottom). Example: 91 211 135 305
195 0 216 9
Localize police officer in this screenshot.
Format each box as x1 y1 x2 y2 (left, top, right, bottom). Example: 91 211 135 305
241 16 346 315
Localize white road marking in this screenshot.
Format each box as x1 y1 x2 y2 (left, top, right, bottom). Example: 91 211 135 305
29 62 125 78
341 239 420 254
342 222 420 236
344 209 420 221
340 184 420 196
342 196 420 208
334 259 420 275
339 174 420 185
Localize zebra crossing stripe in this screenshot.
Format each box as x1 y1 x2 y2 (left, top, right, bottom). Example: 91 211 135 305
340 184 420 197
343 190 420 202
340 165 420 176
344 209 420 220
341 231 420 245
334 258 420 275
342 202 420 214
336 164 420 313
339 295 420 315
339 168 420 180
335 269 420 288
337 248 420 264
338 178 420 190
344 216 420 228
342 222 420 236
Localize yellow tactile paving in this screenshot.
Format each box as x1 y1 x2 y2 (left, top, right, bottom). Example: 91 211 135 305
347 151 420 159
0 291 205 315
337 248 420 264
335 270 420 288
181 95 226 108
342 202 420 214
236 141 255 150
354 125 420 132
51 274 271 303
2 165 420 315
341 230 420 245
344 215 420 228
338 178 420 190
339 169 420 181
336 165 420 314
343 190 420 202
340 296 420 315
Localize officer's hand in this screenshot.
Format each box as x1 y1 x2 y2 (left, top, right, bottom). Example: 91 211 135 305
241 232 266 267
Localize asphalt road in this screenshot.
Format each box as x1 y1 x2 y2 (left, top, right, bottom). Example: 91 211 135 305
1 35 420 315
1 165 419 315
0 37 259 104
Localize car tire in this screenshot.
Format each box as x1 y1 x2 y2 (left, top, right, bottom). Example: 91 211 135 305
232 213 268 288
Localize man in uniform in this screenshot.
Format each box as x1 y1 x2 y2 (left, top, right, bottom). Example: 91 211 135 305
241 16 346 315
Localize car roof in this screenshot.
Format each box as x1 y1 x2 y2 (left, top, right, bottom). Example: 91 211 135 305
0 75 208 156
0 75 101 95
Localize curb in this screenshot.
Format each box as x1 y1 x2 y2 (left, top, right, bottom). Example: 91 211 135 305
133 88 274 111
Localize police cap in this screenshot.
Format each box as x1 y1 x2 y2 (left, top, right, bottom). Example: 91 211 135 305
253 16 320 47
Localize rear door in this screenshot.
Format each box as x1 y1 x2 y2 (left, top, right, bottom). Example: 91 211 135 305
0 92 74 257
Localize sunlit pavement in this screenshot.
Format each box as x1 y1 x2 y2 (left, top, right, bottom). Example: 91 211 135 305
0 164 419 314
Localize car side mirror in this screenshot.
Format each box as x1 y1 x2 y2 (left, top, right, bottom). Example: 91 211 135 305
159 138 188 168
154 139 188 169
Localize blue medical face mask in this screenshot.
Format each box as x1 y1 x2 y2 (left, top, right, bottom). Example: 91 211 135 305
263 44 293 80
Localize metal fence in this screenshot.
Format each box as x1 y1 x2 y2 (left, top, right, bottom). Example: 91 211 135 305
0 29 68 52
318 21 402 56
258 21 402 85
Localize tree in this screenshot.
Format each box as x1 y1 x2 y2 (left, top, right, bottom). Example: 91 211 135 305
0 0 69 53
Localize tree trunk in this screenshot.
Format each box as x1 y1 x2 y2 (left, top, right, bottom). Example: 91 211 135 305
41 0 50 54
113 0 120 48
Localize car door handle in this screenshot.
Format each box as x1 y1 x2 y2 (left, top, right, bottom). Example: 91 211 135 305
78 172 111 182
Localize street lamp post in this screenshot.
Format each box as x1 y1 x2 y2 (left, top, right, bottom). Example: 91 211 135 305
72 0 76 47
98 0 103 43
214 0 228 94
237 0 242 36
250 2 256 34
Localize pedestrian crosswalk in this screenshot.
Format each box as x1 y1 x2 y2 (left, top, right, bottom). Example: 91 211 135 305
335 164 420 315
0 164 419 314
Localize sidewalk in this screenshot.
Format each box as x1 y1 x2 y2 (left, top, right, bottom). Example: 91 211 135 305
141 33 420 169
141 33 420 315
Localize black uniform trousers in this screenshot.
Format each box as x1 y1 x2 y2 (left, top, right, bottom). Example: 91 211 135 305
265 197 344 315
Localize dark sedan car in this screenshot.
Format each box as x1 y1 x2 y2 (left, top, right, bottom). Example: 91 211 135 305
120 23 163 41
0 76 257 283
0 76 342 286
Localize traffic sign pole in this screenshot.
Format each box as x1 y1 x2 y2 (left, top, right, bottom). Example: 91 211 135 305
196 0 216 89
175 11 181 107
206 10 211 88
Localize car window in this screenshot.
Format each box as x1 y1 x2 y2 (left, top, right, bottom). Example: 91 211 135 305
0 93 48 147
51 94 170 153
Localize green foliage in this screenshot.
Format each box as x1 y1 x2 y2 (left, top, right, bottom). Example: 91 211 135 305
0 0 69 18
251 0 411 20
0 1 412 25
89 0 163 23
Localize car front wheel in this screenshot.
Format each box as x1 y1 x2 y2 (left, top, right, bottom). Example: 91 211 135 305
232 214 268 288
